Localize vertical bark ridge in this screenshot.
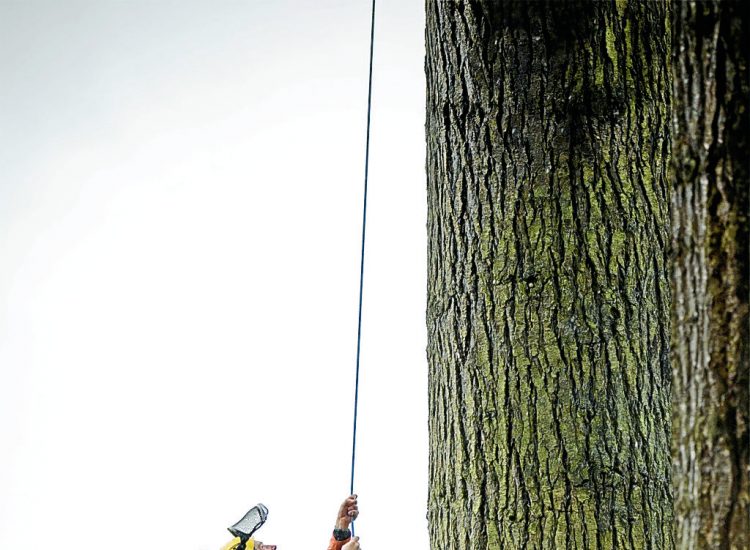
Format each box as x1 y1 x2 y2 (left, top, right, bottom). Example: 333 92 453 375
427 1 673 548
671 2 750 549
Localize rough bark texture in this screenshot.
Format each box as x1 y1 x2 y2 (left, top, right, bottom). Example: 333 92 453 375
671 2 750 549
426 1 673 548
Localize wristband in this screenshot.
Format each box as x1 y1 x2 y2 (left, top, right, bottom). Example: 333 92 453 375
333 528 351 541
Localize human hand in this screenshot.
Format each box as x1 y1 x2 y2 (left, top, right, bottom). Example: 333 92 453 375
335 494 359 529
342 536 360 550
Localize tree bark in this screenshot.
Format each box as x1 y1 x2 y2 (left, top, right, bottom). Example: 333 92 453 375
671 2 750 549
426 1 673 548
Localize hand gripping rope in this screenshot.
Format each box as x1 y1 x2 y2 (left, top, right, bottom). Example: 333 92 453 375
349 0 376 537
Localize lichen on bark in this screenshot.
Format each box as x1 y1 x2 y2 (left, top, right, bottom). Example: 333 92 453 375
671 2 750 549
426 1 673 548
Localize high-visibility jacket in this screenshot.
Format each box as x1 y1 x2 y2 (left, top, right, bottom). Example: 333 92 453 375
220 537 252 550
220 534 351 550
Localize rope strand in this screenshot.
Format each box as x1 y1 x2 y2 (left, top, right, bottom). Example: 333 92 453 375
349 0 376 535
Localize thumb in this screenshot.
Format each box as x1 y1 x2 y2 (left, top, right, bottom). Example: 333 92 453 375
352 536 360 542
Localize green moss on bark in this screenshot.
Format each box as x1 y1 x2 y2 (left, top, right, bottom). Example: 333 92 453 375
426 1 673 548
671 2 750 548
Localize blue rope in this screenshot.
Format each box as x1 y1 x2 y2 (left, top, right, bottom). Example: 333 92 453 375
349 0 376 536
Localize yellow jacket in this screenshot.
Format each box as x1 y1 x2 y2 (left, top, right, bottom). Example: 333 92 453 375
220 534 351 550
220 537 254 550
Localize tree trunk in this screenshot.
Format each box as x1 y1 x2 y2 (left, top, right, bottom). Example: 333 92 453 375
671 2 750 549
426 1 673 548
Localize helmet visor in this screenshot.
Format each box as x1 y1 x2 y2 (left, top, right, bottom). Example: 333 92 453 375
228 504 268 539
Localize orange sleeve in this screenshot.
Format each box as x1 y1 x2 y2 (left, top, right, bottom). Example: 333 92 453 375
327 535 350 550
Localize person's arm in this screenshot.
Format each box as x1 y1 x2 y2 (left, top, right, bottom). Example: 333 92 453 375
326 495 359 550
328 534 361 550
327 535 349 550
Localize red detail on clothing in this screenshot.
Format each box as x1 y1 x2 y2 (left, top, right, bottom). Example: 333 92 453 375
327 535 351 550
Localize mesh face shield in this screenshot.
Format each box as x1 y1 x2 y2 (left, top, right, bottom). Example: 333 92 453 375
228 503 268 541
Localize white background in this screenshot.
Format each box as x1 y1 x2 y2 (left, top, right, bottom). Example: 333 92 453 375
0 1 427 548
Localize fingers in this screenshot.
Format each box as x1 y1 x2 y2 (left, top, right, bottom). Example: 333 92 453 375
337 494 360 527
347 495 359 519
343 536 361 550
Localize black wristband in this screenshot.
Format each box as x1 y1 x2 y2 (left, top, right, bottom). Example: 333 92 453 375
333 528 351 541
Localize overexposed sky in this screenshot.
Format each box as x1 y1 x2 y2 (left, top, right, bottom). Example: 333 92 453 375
0 1 427 548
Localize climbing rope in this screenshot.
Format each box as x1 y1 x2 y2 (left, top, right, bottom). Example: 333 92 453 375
349 0 376 533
